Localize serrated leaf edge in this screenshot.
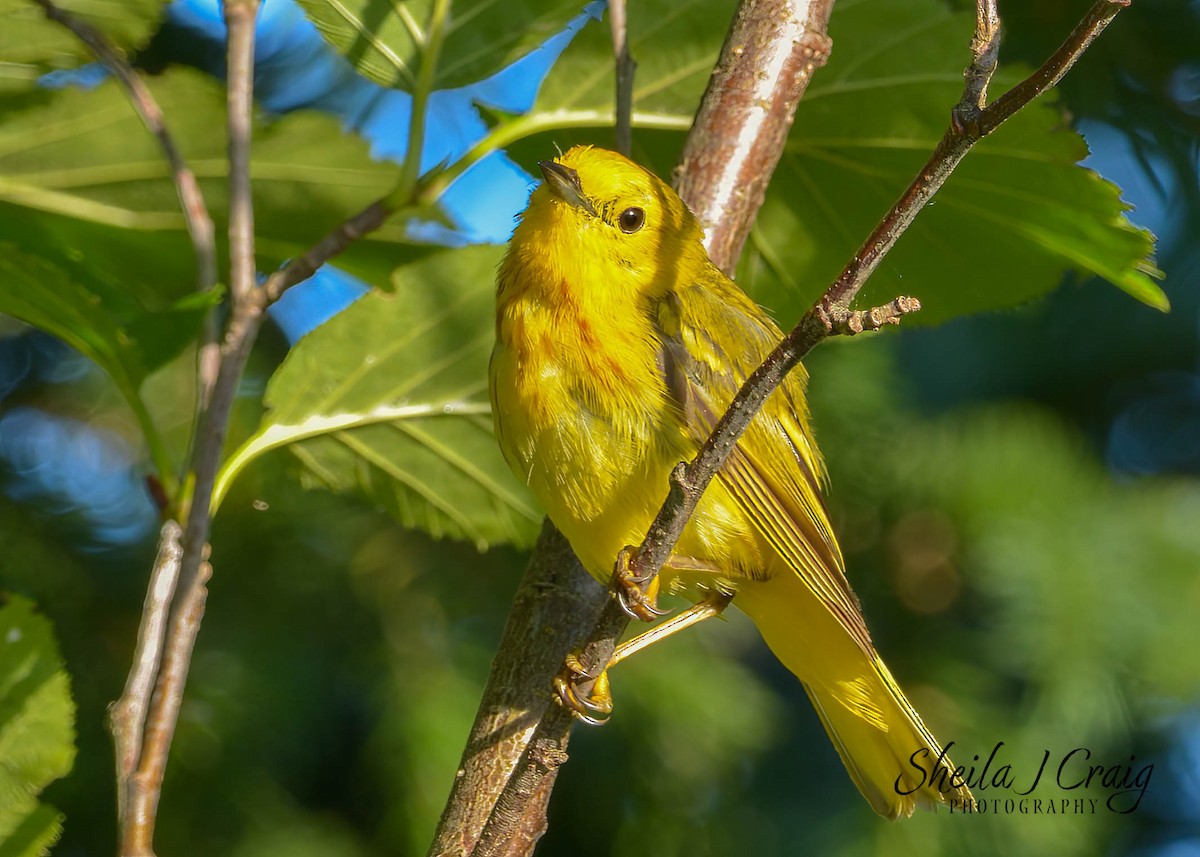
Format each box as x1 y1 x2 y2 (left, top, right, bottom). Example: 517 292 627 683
212 400 494 511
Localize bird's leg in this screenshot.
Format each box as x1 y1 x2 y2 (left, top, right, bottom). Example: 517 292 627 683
555 584 733 725
609 586 733 668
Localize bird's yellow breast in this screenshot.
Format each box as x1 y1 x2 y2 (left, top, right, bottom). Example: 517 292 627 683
489 146 766 587
490 258 673 556
490 274 763 587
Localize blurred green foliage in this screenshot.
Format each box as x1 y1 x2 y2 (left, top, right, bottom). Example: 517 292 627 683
9 323 1200 855
0 595 75 856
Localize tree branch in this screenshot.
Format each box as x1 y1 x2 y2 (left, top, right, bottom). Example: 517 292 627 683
428 524 608 857
609 0 634 156
675 0 836 274
115 2 262 853
626 0 1129 599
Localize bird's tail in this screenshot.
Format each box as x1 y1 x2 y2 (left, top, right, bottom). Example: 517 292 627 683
734 574 973 819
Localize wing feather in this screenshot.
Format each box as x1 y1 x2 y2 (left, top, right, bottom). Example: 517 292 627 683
655 277 873 655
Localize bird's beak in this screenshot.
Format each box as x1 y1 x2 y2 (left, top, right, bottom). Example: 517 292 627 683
538 160 598 217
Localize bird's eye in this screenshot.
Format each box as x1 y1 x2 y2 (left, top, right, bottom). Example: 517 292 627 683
618 207 645 234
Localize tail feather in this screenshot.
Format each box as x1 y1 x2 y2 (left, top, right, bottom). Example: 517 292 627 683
734 575 973 819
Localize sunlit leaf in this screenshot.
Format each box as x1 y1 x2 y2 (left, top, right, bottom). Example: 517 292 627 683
218 245 540 549
738 0 1164 322
507 0 1162 324
295 0 601 92
0 0 167 93
0 69 407 307
0 595 76 856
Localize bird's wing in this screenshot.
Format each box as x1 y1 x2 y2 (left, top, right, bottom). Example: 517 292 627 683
655 279 874 654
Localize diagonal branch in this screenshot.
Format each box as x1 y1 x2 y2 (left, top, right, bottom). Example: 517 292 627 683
262 199 392 302
626 0 1130 598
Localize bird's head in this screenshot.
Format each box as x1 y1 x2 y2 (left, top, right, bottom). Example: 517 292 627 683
502 146 709 303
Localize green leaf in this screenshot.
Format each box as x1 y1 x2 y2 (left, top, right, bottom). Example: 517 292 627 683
504 0 1161 324
295 0 595 92
217 245 541 550
0 70 407 300
737 0 1164 323
0 596 76 856
0 243 220 387
0 246 143 391
0 80 197 309
531 0 722 119
0 0 167 93
0 68 410 484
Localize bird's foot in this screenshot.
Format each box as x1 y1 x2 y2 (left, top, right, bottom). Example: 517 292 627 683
613 546 667 622
553 651 613 727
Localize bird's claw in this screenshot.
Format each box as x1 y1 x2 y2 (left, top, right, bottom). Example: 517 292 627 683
613 547 667 622
553 652 614 726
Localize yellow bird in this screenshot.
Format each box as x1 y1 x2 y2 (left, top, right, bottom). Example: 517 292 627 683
488 145 972 818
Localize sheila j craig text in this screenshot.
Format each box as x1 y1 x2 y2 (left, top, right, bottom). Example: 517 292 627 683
897 741 1152 814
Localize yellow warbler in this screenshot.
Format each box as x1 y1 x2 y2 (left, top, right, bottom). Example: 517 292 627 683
489 145 971 819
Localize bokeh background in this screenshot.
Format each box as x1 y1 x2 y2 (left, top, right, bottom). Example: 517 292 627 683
2 0 1199 855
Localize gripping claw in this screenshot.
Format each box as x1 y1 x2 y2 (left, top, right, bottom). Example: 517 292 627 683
613 547 667 622
553 652 614 726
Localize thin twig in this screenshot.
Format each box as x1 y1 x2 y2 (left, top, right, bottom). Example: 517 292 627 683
117 2 262 853
976 0 1128 134
461 2 1131 853
31 0 218 301
33 0 219 489
609 0 635 156
109 521 183 826
263 199 392 302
